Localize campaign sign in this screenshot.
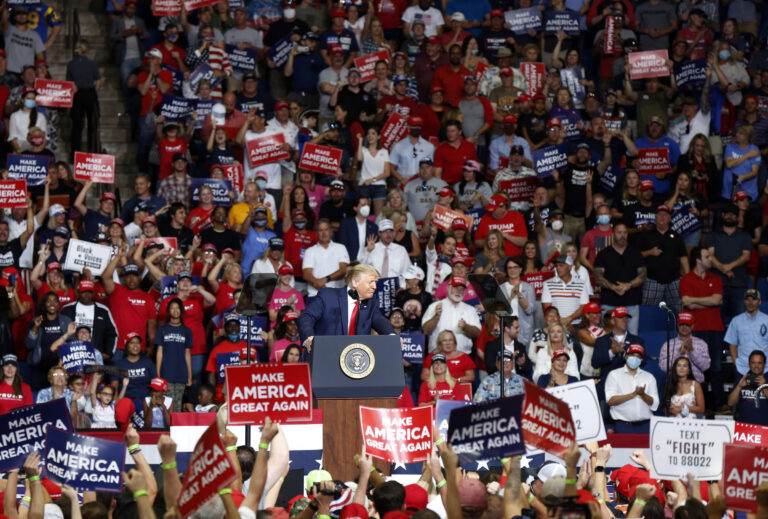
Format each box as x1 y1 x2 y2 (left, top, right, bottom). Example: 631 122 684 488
152 0 181 16
376 277 399 318
559 68 585 105
161 64 183 91
533 145 567 178
45 428 125 492
35 79 74 108
58 341 97 374
670 205 701 236
649 417 734 480
435 399 471 439
545 380 606 444
432 205 474 231
226 44 258 73
0 180 27 209
137 237 178 253
522 270 555 298
178 422 238 518
62 239 112 276
544 11 580 34
628 50 670 79
84 365 130 378
226 363 313 425
195 99 215 129
217 352 240 383
160 95 195 122
505 7 542 34
521 62 544 95
267 33 297 68
7 0 43 6
184 0 219 9
192 178 232 206
560 112 581 140
246 133 290 167
238 315 267 346
74 152 115 184
353 50 391 83
603 16 616 54
498 177 538 203
189 63 216 92
734 422 768 448
674 59 707 88
360 406 433 463
160 275 201 299
0 400 72 472
473 61 488 83
723 443 768 512
298 143 343 176
521 380 575 459
7 154 50 186
448 396 525 463
220 163 244 194
637 147 671 175
381 112 409 151
401 332 425 363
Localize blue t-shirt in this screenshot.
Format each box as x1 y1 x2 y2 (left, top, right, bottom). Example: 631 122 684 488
155 323 193 384
736 380 768 425
722 142 761 200
83 209 110 240
291 53 325 95
27 3 61 44
446 0 491 36
318 29 360 58
113 356 157 402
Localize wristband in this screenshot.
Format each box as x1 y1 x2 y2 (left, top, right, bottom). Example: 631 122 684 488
318 515 332 519
500 457 511 465
218 488 232 496
133 490 148 500
127 444 140 452
528 494 535 503
434 438 444 446
594 466 605 472
565 478 577 485
597 498 604 504
161 461 177 470
22 497 31 503
27 476 40 483
129 448 141 455
226 446 237 452
279 476 285 483
259 443 269 450
634 499 646 507
436 479 447 489
370 466 376 472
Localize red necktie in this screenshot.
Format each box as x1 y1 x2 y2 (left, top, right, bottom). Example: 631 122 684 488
349 300 359 335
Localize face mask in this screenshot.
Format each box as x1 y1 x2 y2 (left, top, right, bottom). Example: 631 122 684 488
24 99 36 109
294 221 307 230
626 356 642 370
283 8 296 18
597 214 610 225
470 49 478 55
718 50 731 60
254 218 268 227
409 128 421 138
228 333 240 342
255 179 267 190
29 135 45 146
168 33 179 42
359 205 370 218
551 220 564 231
203 35 215 43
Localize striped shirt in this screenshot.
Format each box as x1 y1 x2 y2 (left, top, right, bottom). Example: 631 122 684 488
541 276 589 321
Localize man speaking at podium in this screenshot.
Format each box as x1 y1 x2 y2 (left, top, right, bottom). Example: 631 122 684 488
299 264 394 350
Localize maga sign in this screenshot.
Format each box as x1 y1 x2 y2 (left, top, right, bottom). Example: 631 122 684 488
533 145 568 178
354 50 391 83
505 8 542 34
637 147 671 175
45 428 125 492
226 363 312 425
35 79 74 108
723 443 768 512
498 177 538 203
58 341 98 374
448 396 525 463
381 112 409 151
298 143 343 175
432 204 473 231
0 400 73 472
6 154 50 186
521 62 544 95
246 133 290 167
360 406 433 463
74 152 115 184
521 380 575 459
628 50 670 79
649 417 734 480
0 180 27 209
192 178 232 206
401 332 425 363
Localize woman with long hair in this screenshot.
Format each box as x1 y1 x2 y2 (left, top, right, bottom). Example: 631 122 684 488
521 240 544 275
361 18 393 56
268 263 304 324
721 18 752 62
390 210 422 260
537 349 579 387
395 265 433 332
270 309 301 362
665 171 706 252
455 160 492 211
460 36 488 73
251 238 288 276
356 126 391 215
297 169 327 219
564 243 593 296
0 355 33 414
332 103 364 156
207 256 244 316
577 303 607 379
9 88 47 153
547 87 582 132
30 257 76 307
25 292 72 390
664 357 705 418
280 344 304 363
677 134 719 204
550 46 594 108
449 218 474 258
390 51 418 98
532 322 580 383
420 330 475 383
611 168 641 220
723 124 759 201
417 353 458 406
187 185 216 235
280 184 316 233
500 256 536 345
377 188 417 233
474 230 507 278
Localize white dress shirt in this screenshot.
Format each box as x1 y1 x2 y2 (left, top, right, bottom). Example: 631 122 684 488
302 241 350 296
605 366 659 422
358 241 411 285
422 299 482 355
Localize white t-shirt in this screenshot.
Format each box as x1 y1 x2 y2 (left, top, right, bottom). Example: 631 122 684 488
359 147 390 186
401 6 445 37
421 299 482 354
302 241 350 296
243 129 282 189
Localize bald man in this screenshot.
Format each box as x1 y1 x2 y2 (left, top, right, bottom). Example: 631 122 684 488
202 91 247 141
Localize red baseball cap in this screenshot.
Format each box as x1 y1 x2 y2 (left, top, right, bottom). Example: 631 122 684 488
125 332 143 346
547 117 562 128
639 179 654 191
583 301 602 314
490 8 504 17
110 218 124 227
278 264 293 275
450 276 467 287
611 306 631 318
427 36 442 45
656 205 671 214
284 310 299 321
340 503 369 519
202 243 218 253
451 255 474 267
438 188 454 198
430 85 444 94
331 6 346 17
499 66 513 77
408 115 424 126
503 114 517 124
552 349 570 361
627 344 645 356
733 190 751 201
275 99 290 111
404 484 428 513
486 194 507 211
148 377 168 392
451 218 467 230
516 93 531 102
222 248 236 256
101 192 117 202
678 312 694 325
1 266 18 279
142 215 157 226
329 45 344 55
77 280 95 292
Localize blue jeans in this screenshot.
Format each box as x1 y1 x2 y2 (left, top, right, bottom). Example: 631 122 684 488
614 419 650 434
600 304 640 335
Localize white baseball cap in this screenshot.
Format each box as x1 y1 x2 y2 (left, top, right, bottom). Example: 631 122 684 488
404 264 425 281
378 219 394 231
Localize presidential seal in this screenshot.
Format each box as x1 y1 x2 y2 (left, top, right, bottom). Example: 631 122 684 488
340 343 375 379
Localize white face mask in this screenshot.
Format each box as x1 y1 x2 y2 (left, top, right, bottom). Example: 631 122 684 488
551 220 564 231
359 205 370 218
283 8 296 18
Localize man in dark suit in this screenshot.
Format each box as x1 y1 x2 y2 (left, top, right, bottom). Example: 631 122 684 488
299 264 394 350
591 306 645 398
334 196 378 262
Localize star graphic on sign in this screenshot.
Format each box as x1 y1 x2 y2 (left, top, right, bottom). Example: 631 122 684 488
315 458 324 469
476 460 490 471
394 462 407 471
520 455 531 469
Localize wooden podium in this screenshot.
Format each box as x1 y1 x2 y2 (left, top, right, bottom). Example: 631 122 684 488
311 335 405 482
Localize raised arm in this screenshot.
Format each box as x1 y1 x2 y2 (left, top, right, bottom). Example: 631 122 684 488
73 180 93 217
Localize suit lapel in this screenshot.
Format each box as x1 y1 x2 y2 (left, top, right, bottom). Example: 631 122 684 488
339 289 349 335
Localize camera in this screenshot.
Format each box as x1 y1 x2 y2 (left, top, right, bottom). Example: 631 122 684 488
296 45 309 53
313 481 344 500
746 373 760 387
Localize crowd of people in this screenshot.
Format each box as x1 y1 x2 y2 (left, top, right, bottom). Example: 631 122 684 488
2 0 768 514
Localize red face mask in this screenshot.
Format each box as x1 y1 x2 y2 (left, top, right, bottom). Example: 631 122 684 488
29 135 45 146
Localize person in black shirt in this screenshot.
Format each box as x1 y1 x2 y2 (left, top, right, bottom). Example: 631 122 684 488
200 206 243 253
483 316 532 378
319 180 356 233
330 68 377 122
623 179 662 242
0 209 34 275
727 350 768 426
158 203 195 253
638 204 689 313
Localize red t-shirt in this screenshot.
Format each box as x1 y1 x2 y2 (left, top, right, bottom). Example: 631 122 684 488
158 294 208 355
417 380 457 405
422 352 476 380
214 283 238 316
145 43 187 71
431 64 471 104
580 227 613 266
37 283 76 307
475 210 527 257
679 270 724 332
158 137 187 180
110 284 158 350
676 27 712 60
0 381 33 414
206 339 247 402
377 95 420 118
283 228 318 277
137 69 174 116
12 288 33 360
187 205 215 235
434 139 478 184
375 0 407 29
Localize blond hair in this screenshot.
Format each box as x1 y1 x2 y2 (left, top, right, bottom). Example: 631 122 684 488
345 263 379 285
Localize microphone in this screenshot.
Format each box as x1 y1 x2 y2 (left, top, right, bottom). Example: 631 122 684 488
658 301 674 314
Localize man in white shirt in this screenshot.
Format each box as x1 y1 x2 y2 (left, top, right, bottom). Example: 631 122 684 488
403 158 448 222
302 218 350 297
605 344 659 434
541 256 589 329
669 94 710 154
358 219 411 285
402 0 444 38
235 109 289 206
390 116 435 184
265 99 299 161
421 276 481 354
